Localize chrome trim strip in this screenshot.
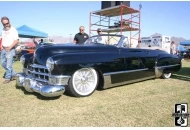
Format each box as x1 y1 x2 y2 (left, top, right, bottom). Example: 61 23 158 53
35 78 48 83
30 64 48 69
103 71 125 76
27 74 48 83
28 70 49 76
27 74 71 85
155 64 180 78
103 75 155 89
49 76 71 86
27 74 70 86
49 75 71 78
155 64 180 69
103 68 148 76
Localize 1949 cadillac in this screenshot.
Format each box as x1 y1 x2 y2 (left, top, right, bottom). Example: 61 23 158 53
16 34 182 98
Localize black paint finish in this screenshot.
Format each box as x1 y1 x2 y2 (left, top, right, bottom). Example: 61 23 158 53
22 43 182 82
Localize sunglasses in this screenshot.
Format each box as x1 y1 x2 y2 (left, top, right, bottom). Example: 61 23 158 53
3 22 9 26
97 31 102 32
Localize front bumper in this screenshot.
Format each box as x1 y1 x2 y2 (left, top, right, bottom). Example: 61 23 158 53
16 73 66 97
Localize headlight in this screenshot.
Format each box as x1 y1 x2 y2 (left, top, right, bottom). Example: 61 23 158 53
46 57 54 72
20 55 25 65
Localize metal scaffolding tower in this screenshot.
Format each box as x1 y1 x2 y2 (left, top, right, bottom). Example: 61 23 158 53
89 4 141 47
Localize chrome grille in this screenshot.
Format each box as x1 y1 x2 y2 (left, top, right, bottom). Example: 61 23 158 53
26 64 71 85
28 64 49 83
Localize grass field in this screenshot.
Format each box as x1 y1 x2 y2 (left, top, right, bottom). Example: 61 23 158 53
0 60 190 127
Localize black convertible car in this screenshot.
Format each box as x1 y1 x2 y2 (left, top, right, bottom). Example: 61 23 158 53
16 34 182 98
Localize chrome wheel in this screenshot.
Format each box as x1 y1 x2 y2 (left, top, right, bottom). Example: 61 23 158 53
72 68 98 96
163 73 171 78
162 72 172 79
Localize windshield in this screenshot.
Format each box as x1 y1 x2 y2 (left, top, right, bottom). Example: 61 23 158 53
84 35 122 46
41 42 54 45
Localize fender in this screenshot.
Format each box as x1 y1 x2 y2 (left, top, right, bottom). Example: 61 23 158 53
156 54 181 66
155 54 181 78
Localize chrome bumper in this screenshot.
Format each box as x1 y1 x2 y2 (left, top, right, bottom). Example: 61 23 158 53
16 73 65 97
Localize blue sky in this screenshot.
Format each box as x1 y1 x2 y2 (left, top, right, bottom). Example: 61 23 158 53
0 1 190 39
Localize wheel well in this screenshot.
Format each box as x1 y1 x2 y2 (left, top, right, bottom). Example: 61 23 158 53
94 68 104 90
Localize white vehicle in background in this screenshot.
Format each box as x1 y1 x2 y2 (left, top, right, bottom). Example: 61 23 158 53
43 38 55 44
140 36 171 54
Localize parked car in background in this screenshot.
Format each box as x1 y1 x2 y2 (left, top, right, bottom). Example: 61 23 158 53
16 34 182 98
15 42 55 61
14 43 35 61
177 45 190 59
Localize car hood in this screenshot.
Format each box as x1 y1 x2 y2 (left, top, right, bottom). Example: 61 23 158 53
33 43 118 65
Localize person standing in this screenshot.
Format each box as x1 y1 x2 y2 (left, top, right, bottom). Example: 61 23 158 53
95 28 108 44
39 39 43 46
33 38 43 49
33 38 39 49
73 26 89 44
1 16 19 84
171 41 177 55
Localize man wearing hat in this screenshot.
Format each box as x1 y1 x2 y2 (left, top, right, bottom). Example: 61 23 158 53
1 16 19 83
95 28 108 44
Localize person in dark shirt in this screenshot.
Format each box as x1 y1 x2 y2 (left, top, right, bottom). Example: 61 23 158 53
39 39 43 46
74 26 89 44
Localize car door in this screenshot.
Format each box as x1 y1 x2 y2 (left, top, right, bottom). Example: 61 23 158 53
118 47 155 82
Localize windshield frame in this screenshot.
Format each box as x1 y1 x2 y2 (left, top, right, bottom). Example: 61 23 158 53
84 34 127 48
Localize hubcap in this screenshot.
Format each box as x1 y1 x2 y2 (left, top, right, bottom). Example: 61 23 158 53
73 68 97 96
164 73 171 78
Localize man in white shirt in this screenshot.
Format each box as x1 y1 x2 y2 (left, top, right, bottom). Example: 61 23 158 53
171 41 177 55
95 28 108 44
1 16 19 84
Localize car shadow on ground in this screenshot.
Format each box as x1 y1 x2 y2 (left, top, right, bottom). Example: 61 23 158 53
171 67 190 82
171 75 190 82
15 85 62 100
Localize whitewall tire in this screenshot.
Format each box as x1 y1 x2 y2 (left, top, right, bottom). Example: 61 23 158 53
68 68 98 97
161 72 172 79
